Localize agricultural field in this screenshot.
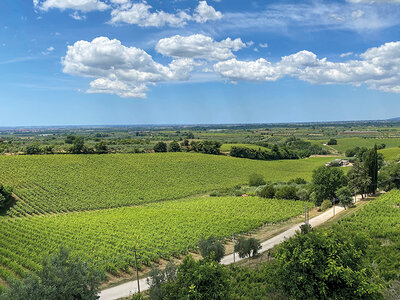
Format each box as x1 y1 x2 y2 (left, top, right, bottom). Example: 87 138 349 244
378 147 400 161
0 196 313 287
0 153 332 216
332 190 400 280
220 143 270 152
329 137 400 153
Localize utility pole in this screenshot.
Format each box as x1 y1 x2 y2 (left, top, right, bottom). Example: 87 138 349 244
134 248 140 293
232 234 235 263
333 199 336 216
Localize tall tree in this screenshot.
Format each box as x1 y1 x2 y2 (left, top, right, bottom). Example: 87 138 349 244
311 166 347 205
347 160 371 198
364 145 378 194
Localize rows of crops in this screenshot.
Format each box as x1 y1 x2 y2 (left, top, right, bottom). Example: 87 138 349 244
0 196 312 285
0 153 331 216
333 190 400 280
378 147 400 161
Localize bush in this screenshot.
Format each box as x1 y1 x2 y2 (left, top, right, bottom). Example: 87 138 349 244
26 144 42 155
249 174 266 186
154 142 167 153
199 236 225 262
257 185 275 198
288 177 307 184
275 185 298 200
321 199 332 211
0 184 13 210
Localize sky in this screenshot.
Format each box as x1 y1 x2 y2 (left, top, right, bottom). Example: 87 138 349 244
1 0 400 126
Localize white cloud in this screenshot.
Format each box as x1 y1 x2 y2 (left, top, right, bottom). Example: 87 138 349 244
193 1 222 23
351 9 365 18
70 11 86 20
340 52 353 57
347 0 400 3
214 41 400 94
155 34 246 61
109 2 191 27
34 0 109 12
62 37 196 98
109 1 222 27
259 43 269 48
42 46 55 55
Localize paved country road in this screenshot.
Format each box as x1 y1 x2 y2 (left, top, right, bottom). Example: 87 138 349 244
99 204 345 300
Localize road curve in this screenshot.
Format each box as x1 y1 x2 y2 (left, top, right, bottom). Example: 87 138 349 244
99 205 345 300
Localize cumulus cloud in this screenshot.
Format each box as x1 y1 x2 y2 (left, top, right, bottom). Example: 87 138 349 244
193 0 222 23
214 41 400 94
62 37 196 98
109 1 222 27
155 34 246 61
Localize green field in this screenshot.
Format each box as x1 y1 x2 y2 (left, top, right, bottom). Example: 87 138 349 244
0 153 332 216
379 147 400 161
220 144 270 152
330 138 400 153
0 196 312 285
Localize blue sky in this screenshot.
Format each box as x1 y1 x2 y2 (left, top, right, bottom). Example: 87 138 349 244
1 0 400 126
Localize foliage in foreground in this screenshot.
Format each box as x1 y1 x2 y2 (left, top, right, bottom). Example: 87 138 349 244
0 246 105 300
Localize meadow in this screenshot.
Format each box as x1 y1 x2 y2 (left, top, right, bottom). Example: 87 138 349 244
0 196 312 286
0 153 332 216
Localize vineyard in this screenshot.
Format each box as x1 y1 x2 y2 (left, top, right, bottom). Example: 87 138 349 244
332 190 400 280
0 196 312 287
0 153 331 216
378 147 400 161
329 137 400 153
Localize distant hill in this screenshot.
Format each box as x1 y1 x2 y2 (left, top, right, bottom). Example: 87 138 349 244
387 117 400 121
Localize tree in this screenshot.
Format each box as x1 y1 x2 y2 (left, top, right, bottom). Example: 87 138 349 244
168 141 181 152
235 237 261 258
274 230 382 299
249 173 266 186
70 137 86 154
378 162 400 191
153 142 167 153
147 261 177 300
311 166 347 205
199 236 225 262
364 145 379 194
26 144 42 155
163 256 230 300
327 138 337 145
336 186 353 209
0 246 105 300
347 160 371 198
275 185 298 200
65 135 76 144
95 141 108 154
0 184 13 210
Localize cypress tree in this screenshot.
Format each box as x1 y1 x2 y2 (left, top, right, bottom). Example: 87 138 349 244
364 145 378 194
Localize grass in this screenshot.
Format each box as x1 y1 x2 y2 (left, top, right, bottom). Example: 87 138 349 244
0 153 333 215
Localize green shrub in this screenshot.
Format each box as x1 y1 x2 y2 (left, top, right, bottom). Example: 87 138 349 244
249 174 266 186
257 185 275 198
321 199 332 211
275 185 298 200
199 236 225 262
